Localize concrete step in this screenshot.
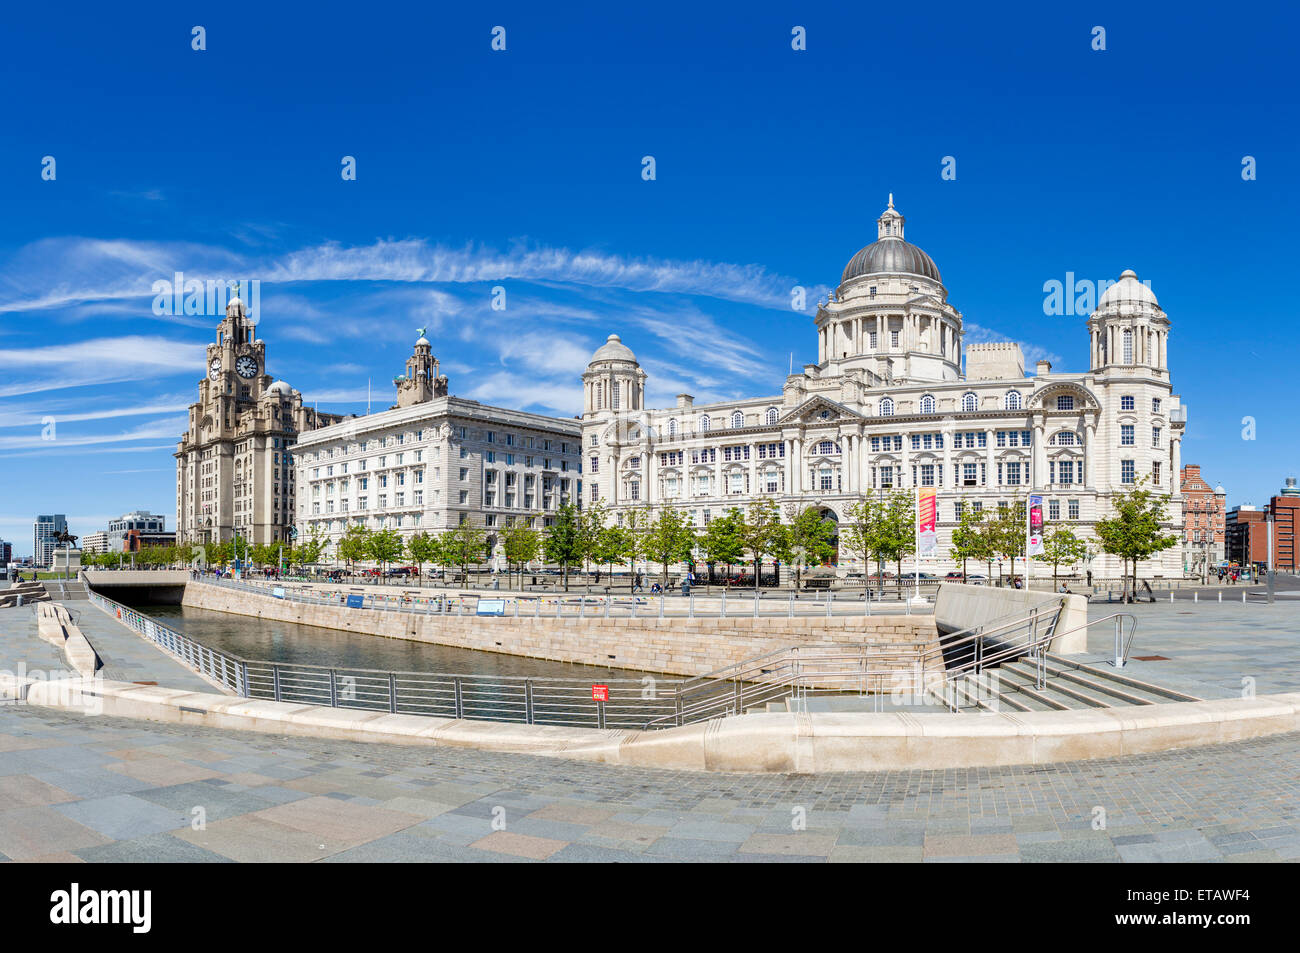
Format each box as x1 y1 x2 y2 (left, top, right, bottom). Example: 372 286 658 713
1045 654 1203 702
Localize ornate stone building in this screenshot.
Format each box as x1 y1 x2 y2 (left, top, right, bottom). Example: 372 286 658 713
582 199 1188 579
175 299 344 546
294 334 581 561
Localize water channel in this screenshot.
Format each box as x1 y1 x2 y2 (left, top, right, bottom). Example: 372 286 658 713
131 602 670 682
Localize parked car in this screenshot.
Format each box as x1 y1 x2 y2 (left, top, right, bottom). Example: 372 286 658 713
945 571 965 581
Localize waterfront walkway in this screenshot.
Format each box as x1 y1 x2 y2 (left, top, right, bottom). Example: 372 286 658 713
0 699 1298 862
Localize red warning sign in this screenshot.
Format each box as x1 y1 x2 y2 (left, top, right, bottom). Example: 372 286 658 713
591 684 609 702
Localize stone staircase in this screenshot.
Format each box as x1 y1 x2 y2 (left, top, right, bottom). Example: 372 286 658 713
770 653 1202 714
41 579 88 601
951 653 1201 712
0 580 52 608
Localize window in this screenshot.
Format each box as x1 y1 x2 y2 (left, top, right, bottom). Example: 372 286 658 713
731 411 743 429
1049 500 1060 521
816 440 839 455
1004 390 1022 411
879 398 894 417
765 407 778 426
668 418 677 437
919 394 935 414
1055 395 1074 411
962 463 978 486
819 467 834 491
700 414 710 432
1120 425 1134 446
1152 462 1161 484
1068 499 1079 520
1152 398 1162 414
612 383 620 409
589 456 599 473
1122 329 1133 364
890 329 900 348
868 331 877 349
961 392 977 412
1120 395 1135 411
1121 459 1135 484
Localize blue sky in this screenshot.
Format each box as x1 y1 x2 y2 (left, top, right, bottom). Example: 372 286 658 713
2 1 1297 555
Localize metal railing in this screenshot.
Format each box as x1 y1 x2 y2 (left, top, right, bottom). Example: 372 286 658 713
193 575 934 619
89 591 681 728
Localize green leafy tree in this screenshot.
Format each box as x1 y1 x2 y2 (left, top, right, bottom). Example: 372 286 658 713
783 504 837 589
578 499 610 581
620 506 652 591
643 506 697 588
1095 477 1179 602
367 528 405 572
405 531 439 580
337 525 372 571
500 517 542 590
842 496 887 585
440 520 487 581
544 502 582 591
699 508 745 587
738 497 784 590
989 497 1026 585
877 490 918 583
950 506 991 580
1037 527 1090 588
293 534 328 569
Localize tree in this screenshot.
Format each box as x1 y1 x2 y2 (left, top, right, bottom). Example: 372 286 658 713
1037 527 1090 589
643 506 696 589
783 504 837 590
367 528 405 572
1095 477 1179 602
619 506 652 591
738 497 784 590
544 502 582 591
876 490 917 583
500 518 542 590
441 520 487 580
337 525 371 571
950 506 990 580
405 531 439 580
578 499 610 581
842 496 887 585
293 534 328 569
699 508 745 587
988 498 1026 585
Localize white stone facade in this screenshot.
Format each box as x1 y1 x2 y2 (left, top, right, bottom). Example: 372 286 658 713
294 349 581 560
581 200 1187 579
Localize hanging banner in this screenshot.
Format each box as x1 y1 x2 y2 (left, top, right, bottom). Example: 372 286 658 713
1027 494 1044 557
917 488 938 556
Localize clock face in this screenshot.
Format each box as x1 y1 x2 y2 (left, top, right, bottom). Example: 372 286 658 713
236 356 258 379
208 358 222 381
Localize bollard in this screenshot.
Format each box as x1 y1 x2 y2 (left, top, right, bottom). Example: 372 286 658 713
1218 591 1222 603
689 591 694 619
1170 592 1174 603
788 592 794 618
659 594 664 619
826 594 832 618
1194 592 1198 603
1243 591 1247 605
721 590 727 618
752 592 759 618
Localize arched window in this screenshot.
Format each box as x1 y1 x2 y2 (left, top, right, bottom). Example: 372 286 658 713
765 407 778 426
731 411 743 429
1004 390 1022 411
920 394 936 414
1052 431 1077 446
961 392 978 412
879 398 894 417
594 382 602 409
667 418 678 437
817 440 838 455
699 414 710 432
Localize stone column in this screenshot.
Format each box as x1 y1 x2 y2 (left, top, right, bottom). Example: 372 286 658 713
791 437 802 494
984 428 995 488
1171 433 1182 498
1033 415 1047 490
1083 420 1097 487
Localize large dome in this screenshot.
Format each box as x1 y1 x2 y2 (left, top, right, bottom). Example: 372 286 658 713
841 238 942 285
590 333 638 364
1098 269 1159 310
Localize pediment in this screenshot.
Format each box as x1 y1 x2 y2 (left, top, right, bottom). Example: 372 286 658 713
779 396 865 426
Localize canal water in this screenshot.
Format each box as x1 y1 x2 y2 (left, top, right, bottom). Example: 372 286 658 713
136 603 669 682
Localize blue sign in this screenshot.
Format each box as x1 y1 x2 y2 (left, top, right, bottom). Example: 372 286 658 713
346 594 365 609
272 587 286 600
476 599 506 616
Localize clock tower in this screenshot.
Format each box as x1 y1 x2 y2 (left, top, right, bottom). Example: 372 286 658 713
176 297 344 549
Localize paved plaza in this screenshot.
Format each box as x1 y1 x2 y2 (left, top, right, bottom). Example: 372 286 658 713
0 596 1297 862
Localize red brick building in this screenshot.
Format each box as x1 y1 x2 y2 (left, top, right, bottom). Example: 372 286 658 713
1270 478 1299 572
1225 478 1300 573
1180 464 1225 572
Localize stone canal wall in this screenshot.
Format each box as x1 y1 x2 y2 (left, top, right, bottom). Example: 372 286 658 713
182 583 938 678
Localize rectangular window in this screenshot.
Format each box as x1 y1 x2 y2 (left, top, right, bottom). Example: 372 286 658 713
1049 499 1060 521
1121 395 1135 411
1068 499 1079 520
1121 460 1135 484
890 330 899 348
1151 427 1161 447
1152 398 1162 413
1121 425 1134 446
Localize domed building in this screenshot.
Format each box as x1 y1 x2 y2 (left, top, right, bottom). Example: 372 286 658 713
582 198 1188 582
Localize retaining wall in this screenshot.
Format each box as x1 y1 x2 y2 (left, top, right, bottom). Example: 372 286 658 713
182 583 938 678
934 583 1088 654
